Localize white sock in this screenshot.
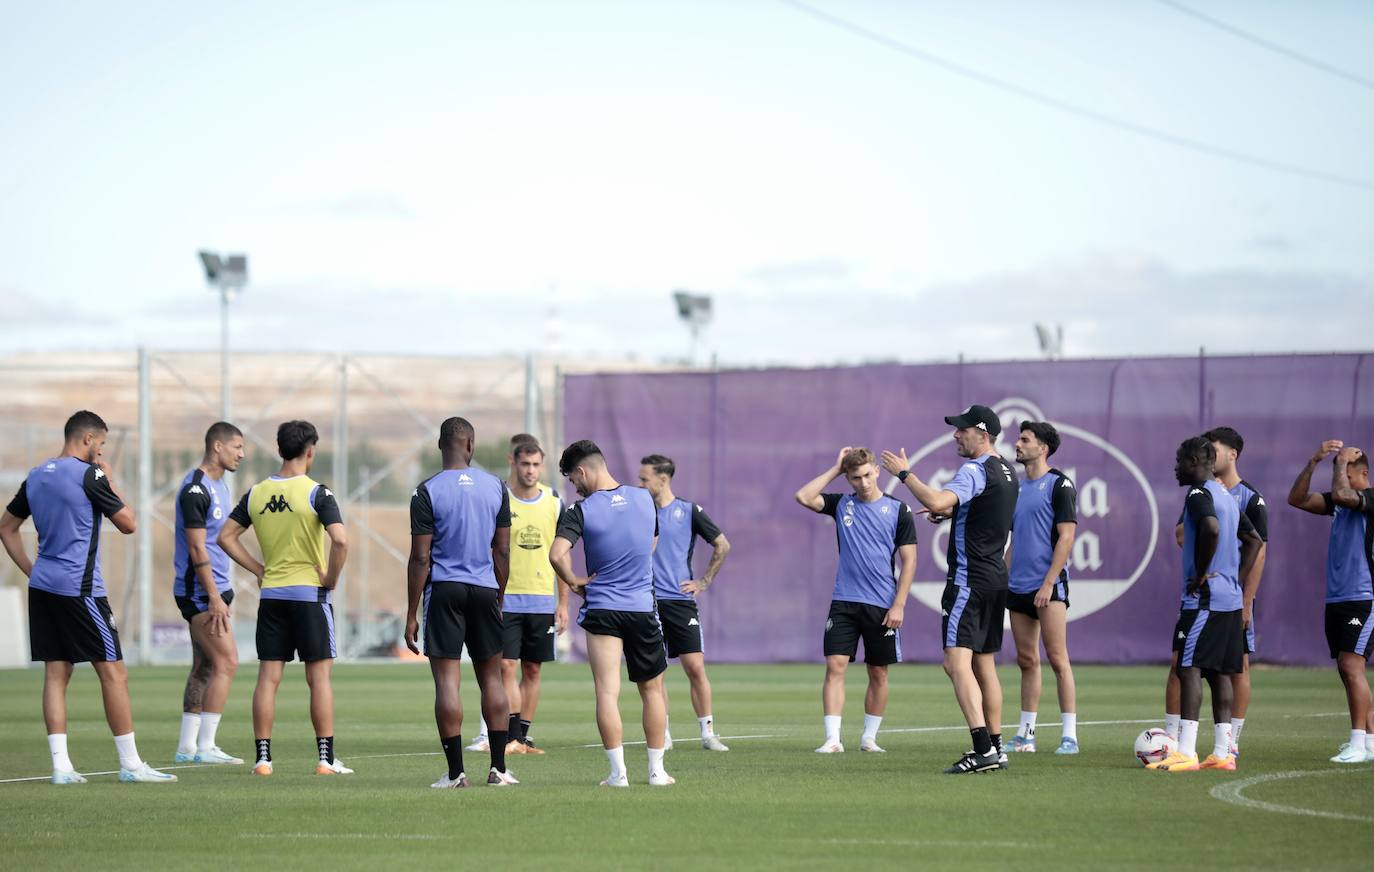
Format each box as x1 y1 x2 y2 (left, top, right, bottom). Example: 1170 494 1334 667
698 715 714 739
1179 719 1199 758
647 746 667 778
823 714 841 744
1350 729 1367 750
1017 710 1037 739
48 733 74 772
861 713 882 743
604 746 626 779
1230 717 1244 748
1061 712 1077 741
197 712 222 751
1164 713 1181 741
114 732 143 771
1212 722 1233 759
178 713 201 754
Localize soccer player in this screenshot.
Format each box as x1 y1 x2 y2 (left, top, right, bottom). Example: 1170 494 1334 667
0 410 175 783
1148 436 1262 772
1164 426 1267 756
469 435 566 757
549 439 673 787
882 404 1017 774
172 421 246 765
1004 421 1079 755
405 417 518 788
796 447 916 754
639 454 732 752
218 420 352 776
1287 441 1374 763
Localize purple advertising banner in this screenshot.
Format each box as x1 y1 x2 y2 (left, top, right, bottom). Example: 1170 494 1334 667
561 353 1373 666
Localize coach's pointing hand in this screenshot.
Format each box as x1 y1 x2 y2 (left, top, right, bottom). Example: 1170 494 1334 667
880 449 909 478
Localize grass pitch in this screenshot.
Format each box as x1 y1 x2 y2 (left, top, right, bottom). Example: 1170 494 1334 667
0 662 1369 870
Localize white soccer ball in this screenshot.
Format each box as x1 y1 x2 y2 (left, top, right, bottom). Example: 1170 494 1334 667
1134 728 1175 766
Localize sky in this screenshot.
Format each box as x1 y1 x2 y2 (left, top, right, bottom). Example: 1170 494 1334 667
1 0 1371 366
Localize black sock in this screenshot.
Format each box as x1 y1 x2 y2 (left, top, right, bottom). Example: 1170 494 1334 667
256 737 271 763
991 733 1003 753
317 736 334 764
507 712 522 740
489 730 507 773
442 735 464 780
519 719 532 742
971 727 992 755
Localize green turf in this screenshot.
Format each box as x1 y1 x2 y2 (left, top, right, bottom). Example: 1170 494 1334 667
0 662 1369 870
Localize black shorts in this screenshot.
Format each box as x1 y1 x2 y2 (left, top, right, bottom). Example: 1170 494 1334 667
941 584 1006 654
256 598 337 662
1325 600 1374 660
424 582 503 661
657 599 704 658
1006 580 1070 619
176 588 235 623
579 608 667 683
29 588 123 663
1173 608 1244 673
823 600 900 665
502 612 557 662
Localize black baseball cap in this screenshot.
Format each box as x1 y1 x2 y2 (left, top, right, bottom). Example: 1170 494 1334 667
944 404 1001 437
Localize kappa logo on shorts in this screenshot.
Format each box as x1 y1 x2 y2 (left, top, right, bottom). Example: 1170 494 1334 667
106 611 117 630
826 618 833 631
547 625 556 634
1177 630 1186 639
688 618 700 626
1350 618 1364 627
884 629 896 637
260 494 293 514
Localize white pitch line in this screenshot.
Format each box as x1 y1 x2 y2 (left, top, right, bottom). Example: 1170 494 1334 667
1209 768 1374 823
0 712 1351 783
239 832 440 841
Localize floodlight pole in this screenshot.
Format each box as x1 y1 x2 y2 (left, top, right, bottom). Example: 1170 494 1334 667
220 286 231 420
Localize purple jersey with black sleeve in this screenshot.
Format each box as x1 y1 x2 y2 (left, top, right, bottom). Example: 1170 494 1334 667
556 486 658 613
651 498 723 602
818 493 917 609
410 467 511 588
7 456 125 597
944 454 1018 591
1321 488 1374 603
173 468 233 598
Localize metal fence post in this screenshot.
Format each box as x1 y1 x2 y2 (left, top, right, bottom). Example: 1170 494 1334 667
334 355 350 657
137 348 153 665
524 352 539 442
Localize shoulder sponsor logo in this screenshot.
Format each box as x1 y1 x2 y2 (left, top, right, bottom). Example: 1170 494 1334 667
45 462 56 470
411 488 418 498
889 396 1159 624
322 488 334 498
189 485 203 495
93 469 106 480
1256 497 1266 506
1189 488 1204 496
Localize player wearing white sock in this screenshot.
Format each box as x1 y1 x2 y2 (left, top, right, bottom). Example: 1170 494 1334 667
798 448 917 756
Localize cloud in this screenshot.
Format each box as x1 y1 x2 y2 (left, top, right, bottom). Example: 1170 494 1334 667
742 257 855 284
274 191 420 221
1247 234 1294 252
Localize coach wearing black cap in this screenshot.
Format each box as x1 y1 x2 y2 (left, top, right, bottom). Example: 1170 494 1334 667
881 404 1019 774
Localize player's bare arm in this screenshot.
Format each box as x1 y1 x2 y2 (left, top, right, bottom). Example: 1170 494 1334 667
492 526 511 603
681 533 731 596
320 522 348 589
549 537 591 592
1288 440 1342 513
404 532 432 654
795 447 850 512
1332 447 1365 508
881 448 958 516
185 525 230 636
884 542 917 629
0 511 32 577
218 519 265 581
1035 521 1077 609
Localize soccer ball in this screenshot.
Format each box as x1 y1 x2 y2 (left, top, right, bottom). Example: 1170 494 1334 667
1134 728 1175 766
